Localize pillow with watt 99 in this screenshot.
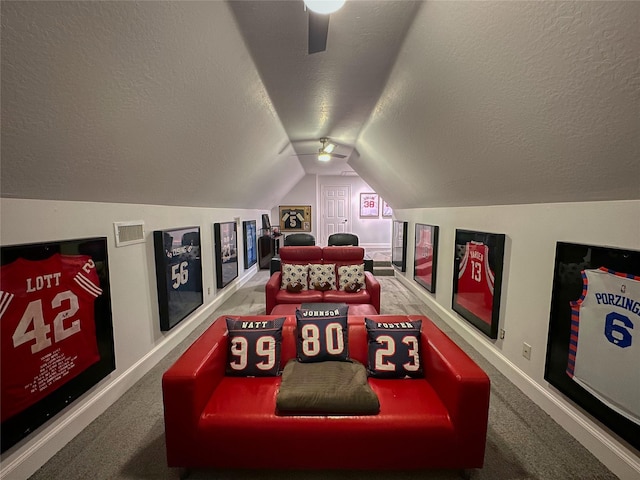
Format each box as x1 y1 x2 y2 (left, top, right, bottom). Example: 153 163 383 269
226 317 285 377
296 308 349 363
365 318 423 378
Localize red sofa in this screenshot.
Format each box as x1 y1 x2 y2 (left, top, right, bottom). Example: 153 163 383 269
162 314 490 471
265 246 380 314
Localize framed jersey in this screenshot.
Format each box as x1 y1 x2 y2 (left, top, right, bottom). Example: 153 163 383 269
392 220 408 272
243 220 257 270
214 221 239 289
278 205 311 232
414 223 439 293
545 242 640 451
452 229 506 339
0 237 115 453
153 226 203 331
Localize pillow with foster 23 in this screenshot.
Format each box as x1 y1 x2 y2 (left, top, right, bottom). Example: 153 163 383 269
365 318 423 378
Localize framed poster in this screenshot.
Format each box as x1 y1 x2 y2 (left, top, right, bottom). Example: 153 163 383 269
279 205 311 232
392 220 408 272
214 222 239 288
382 200 393 218
452 229 505 339
1 237 116 452
360 193 379 218
414 223 439 293
153 226 203 331
243 220 257 269
544 242 640 450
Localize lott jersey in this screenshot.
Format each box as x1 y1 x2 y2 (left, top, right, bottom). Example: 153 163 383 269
0 254 102 422
457 241 495 325
567 267 640 425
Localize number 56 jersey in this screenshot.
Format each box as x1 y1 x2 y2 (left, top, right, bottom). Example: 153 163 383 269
567 267 640 425
0 254 102 422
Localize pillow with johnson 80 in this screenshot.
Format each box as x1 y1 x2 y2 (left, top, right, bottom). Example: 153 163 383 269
296 308 348 363
365 318 423 378
226 317 285 377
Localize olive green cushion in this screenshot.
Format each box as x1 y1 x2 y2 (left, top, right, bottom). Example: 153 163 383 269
276 359 380 415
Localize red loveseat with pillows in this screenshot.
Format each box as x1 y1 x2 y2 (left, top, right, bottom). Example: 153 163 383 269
265 246 380 314
162 310 491 472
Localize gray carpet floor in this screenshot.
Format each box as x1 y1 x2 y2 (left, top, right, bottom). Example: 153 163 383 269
28 271 618 480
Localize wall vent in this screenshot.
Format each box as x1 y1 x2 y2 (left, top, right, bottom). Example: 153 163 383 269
113 221 145 247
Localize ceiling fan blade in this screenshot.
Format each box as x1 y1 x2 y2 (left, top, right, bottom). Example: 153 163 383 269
291 152 347 159
308 11 329 54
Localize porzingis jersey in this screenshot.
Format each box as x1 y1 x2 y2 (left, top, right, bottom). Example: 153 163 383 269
567 267 640 425
0 253 102 422
457 241 495 325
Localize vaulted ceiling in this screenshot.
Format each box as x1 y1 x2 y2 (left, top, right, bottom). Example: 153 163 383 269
2 1 639 210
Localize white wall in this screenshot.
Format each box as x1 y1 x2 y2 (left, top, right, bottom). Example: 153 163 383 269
0 198 267 479
273 174 392 247
270 174 319 239
394 200 640 480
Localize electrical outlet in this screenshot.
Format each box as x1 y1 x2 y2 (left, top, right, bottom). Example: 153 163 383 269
499 329 505 339
522 342 532 360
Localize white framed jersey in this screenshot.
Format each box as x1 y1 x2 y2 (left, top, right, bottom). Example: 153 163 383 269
567 267 640 425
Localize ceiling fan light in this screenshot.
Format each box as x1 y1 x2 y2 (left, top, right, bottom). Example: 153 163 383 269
318 152 332 162
323 142 335 153
304 0 346 15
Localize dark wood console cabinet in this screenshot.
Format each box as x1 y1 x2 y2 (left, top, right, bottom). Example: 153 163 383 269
258 234 276 270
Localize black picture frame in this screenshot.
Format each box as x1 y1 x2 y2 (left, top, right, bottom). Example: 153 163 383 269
1 237 115 452
544 242 640 451
452 229 506 339
153 226 203 332
392 221 408 271
243 220 257 269
214 222 239 289
414 223 439 293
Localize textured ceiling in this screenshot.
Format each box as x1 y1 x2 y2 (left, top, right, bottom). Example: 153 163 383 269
1 1 301 208
228 0 421 176
355 0 640 208
2 1 639 210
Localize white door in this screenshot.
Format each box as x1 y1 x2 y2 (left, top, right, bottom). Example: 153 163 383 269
321 185 351 245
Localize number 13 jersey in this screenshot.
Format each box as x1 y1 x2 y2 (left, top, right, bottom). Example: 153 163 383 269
0 254 102 422
457 241 495 325
567 267 640 425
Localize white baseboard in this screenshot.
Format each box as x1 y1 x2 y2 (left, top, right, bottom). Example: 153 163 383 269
360 242 390 250
394 272 640 480
0 269 257 480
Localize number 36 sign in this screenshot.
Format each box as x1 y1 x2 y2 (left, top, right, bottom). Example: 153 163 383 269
279 206 311 232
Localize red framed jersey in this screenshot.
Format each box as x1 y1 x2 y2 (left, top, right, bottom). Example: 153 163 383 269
457 241 494 326
0 253 101 422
